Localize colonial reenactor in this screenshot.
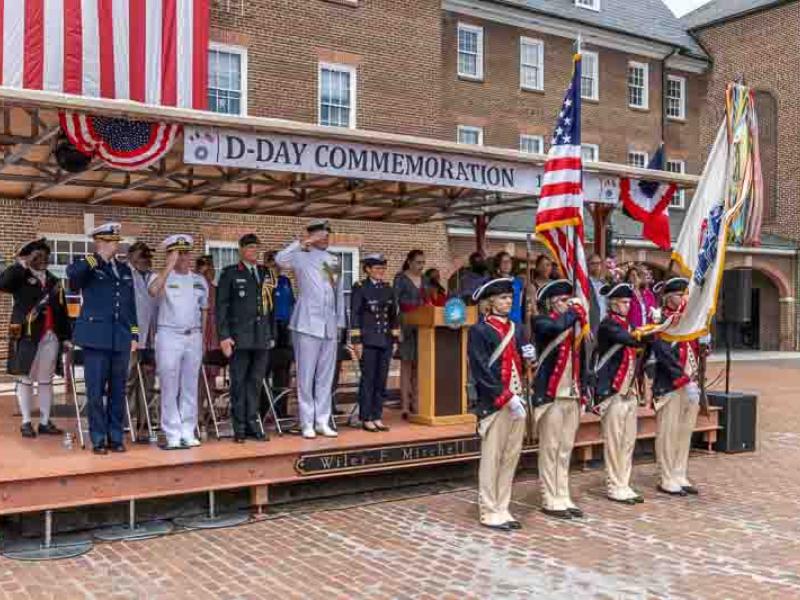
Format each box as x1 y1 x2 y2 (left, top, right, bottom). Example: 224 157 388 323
651 277 702 497
148 235 207 449
531 279 589 519
469 278 536 531
349 253 399 433
67 223 138 454
217 233 275 443
594 283 671 504
125 241 158 440
276 220 345 439
0 239 70 438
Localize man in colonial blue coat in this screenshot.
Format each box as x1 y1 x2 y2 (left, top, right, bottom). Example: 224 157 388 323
468 278 536 531
531 279 588 520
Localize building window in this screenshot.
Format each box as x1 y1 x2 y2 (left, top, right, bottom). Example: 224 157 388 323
328 246 359 319
575 0 600 10
206 241 240 282
581 51 599 100
628 151 648 169
666 75 686 120
627 61 648 109
520 135 544 154
666 159 686 209
755 90 778 221
520 37 544 91
457 23 484 80
208 43 247 116
48 235 133 281
457 125 483 145
581 144 599 162
318 63 357 129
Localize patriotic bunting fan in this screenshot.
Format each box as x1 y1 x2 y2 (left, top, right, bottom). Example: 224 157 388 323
59 112 180 171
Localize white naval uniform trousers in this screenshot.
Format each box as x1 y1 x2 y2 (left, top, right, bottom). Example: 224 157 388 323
535 359 581 512
478 361 526 526
152 272 207 444
599 362 639 501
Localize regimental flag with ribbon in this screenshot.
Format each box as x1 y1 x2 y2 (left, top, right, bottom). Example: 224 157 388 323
663 84 763 342
619 144 676 251
534 52 591 310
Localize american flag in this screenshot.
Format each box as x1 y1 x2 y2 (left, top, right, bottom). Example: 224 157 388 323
0 0 209 109
534 52 590 305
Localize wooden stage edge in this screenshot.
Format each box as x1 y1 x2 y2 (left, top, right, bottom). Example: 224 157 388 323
0 396 720 517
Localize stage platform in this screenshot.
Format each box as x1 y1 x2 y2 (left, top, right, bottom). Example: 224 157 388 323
0 394 720 517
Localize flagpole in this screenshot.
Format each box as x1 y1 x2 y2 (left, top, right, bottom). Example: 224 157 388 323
573 36 582 401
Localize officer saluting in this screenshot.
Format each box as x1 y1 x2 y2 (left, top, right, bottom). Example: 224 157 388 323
349 253 399 433
67 223 138 454
148 235 208 449
216 233 275 443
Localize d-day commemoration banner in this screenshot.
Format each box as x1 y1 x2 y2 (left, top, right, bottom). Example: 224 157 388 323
184 126 619 202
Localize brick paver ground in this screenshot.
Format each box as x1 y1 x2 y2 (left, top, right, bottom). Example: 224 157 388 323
2 359 800 599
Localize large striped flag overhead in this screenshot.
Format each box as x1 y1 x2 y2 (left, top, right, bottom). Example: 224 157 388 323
0 0 210 109
534 52 591 307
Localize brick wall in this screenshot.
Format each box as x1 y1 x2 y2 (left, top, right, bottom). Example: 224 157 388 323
210 0 445 139
440 12 707 172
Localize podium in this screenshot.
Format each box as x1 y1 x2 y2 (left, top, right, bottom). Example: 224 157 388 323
403 305 477 426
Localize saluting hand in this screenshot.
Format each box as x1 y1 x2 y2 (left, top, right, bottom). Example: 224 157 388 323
165 250 179 272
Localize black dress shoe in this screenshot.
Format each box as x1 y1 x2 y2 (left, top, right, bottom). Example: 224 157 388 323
541 508 572 520
20 423 36 438
567 507 585 519
38 422 63 435
374 422 390 432
506 520 522 530
233 434 246 444
682 485 699 495
109 443 126 453
93 445 108 455
609 497 637 505
481 522 512 531
658 485 687 497
249 432 269 442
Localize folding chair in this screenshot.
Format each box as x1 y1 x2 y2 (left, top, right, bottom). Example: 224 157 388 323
134 349 156 443
331 345 362 430
260 379 294 435
200 350 227 440
64 347 86 449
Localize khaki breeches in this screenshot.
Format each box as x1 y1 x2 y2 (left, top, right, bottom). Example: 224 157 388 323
600 394 639 500
655 387 700 492
477 407 526 526
535 398 580 511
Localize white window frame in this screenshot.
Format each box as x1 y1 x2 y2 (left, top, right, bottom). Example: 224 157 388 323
581 50 599 101
318 62 357 129
575 0 600 10
666 75 686 121
519 37 544 92
627 61 649 109
457 125 484 146
328 245 360 319
628 150 649 169
581 143 599 163
208 42 248 116
205 240 240 282
46 233 135 280
519 134 544 154
457 22 484 81
666 159 686 209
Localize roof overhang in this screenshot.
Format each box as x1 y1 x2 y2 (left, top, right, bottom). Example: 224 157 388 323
0 87 699 225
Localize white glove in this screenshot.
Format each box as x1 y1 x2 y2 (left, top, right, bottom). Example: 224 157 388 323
685 382 701 406
649 307 663 324
521 344 536 361
508 395 527 420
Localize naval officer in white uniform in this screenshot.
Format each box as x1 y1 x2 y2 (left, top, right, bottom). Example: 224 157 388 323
148 234 208 449
276 220 345 439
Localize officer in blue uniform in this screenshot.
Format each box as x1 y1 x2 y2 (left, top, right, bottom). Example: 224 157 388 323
67 222 138 454
349 253 399 433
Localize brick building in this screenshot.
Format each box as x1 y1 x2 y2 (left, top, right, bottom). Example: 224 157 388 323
0 0 796 353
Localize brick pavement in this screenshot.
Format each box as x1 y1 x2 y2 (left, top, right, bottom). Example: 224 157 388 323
2 360 800 600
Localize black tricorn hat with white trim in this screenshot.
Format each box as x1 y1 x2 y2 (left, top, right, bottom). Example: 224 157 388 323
601 282 634 299
472 277 514 302
662 277 689 295
536 279 573 303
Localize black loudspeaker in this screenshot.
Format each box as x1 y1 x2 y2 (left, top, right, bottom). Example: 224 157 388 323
721 269 752 323
707 391 757 453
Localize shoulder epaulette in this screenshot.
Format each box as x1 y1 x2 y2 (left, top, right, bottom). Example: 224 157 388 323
84 254 98 268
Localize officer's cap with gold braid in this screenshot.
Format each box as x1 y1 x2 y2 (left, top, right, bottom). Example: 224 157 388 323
162 234 194 252
90 222 122 242
306 219 332 234
363 253 387 267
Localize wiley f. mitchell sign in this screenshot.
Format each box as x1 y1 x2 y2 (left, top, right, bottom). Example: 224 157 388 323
184 126 544 195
